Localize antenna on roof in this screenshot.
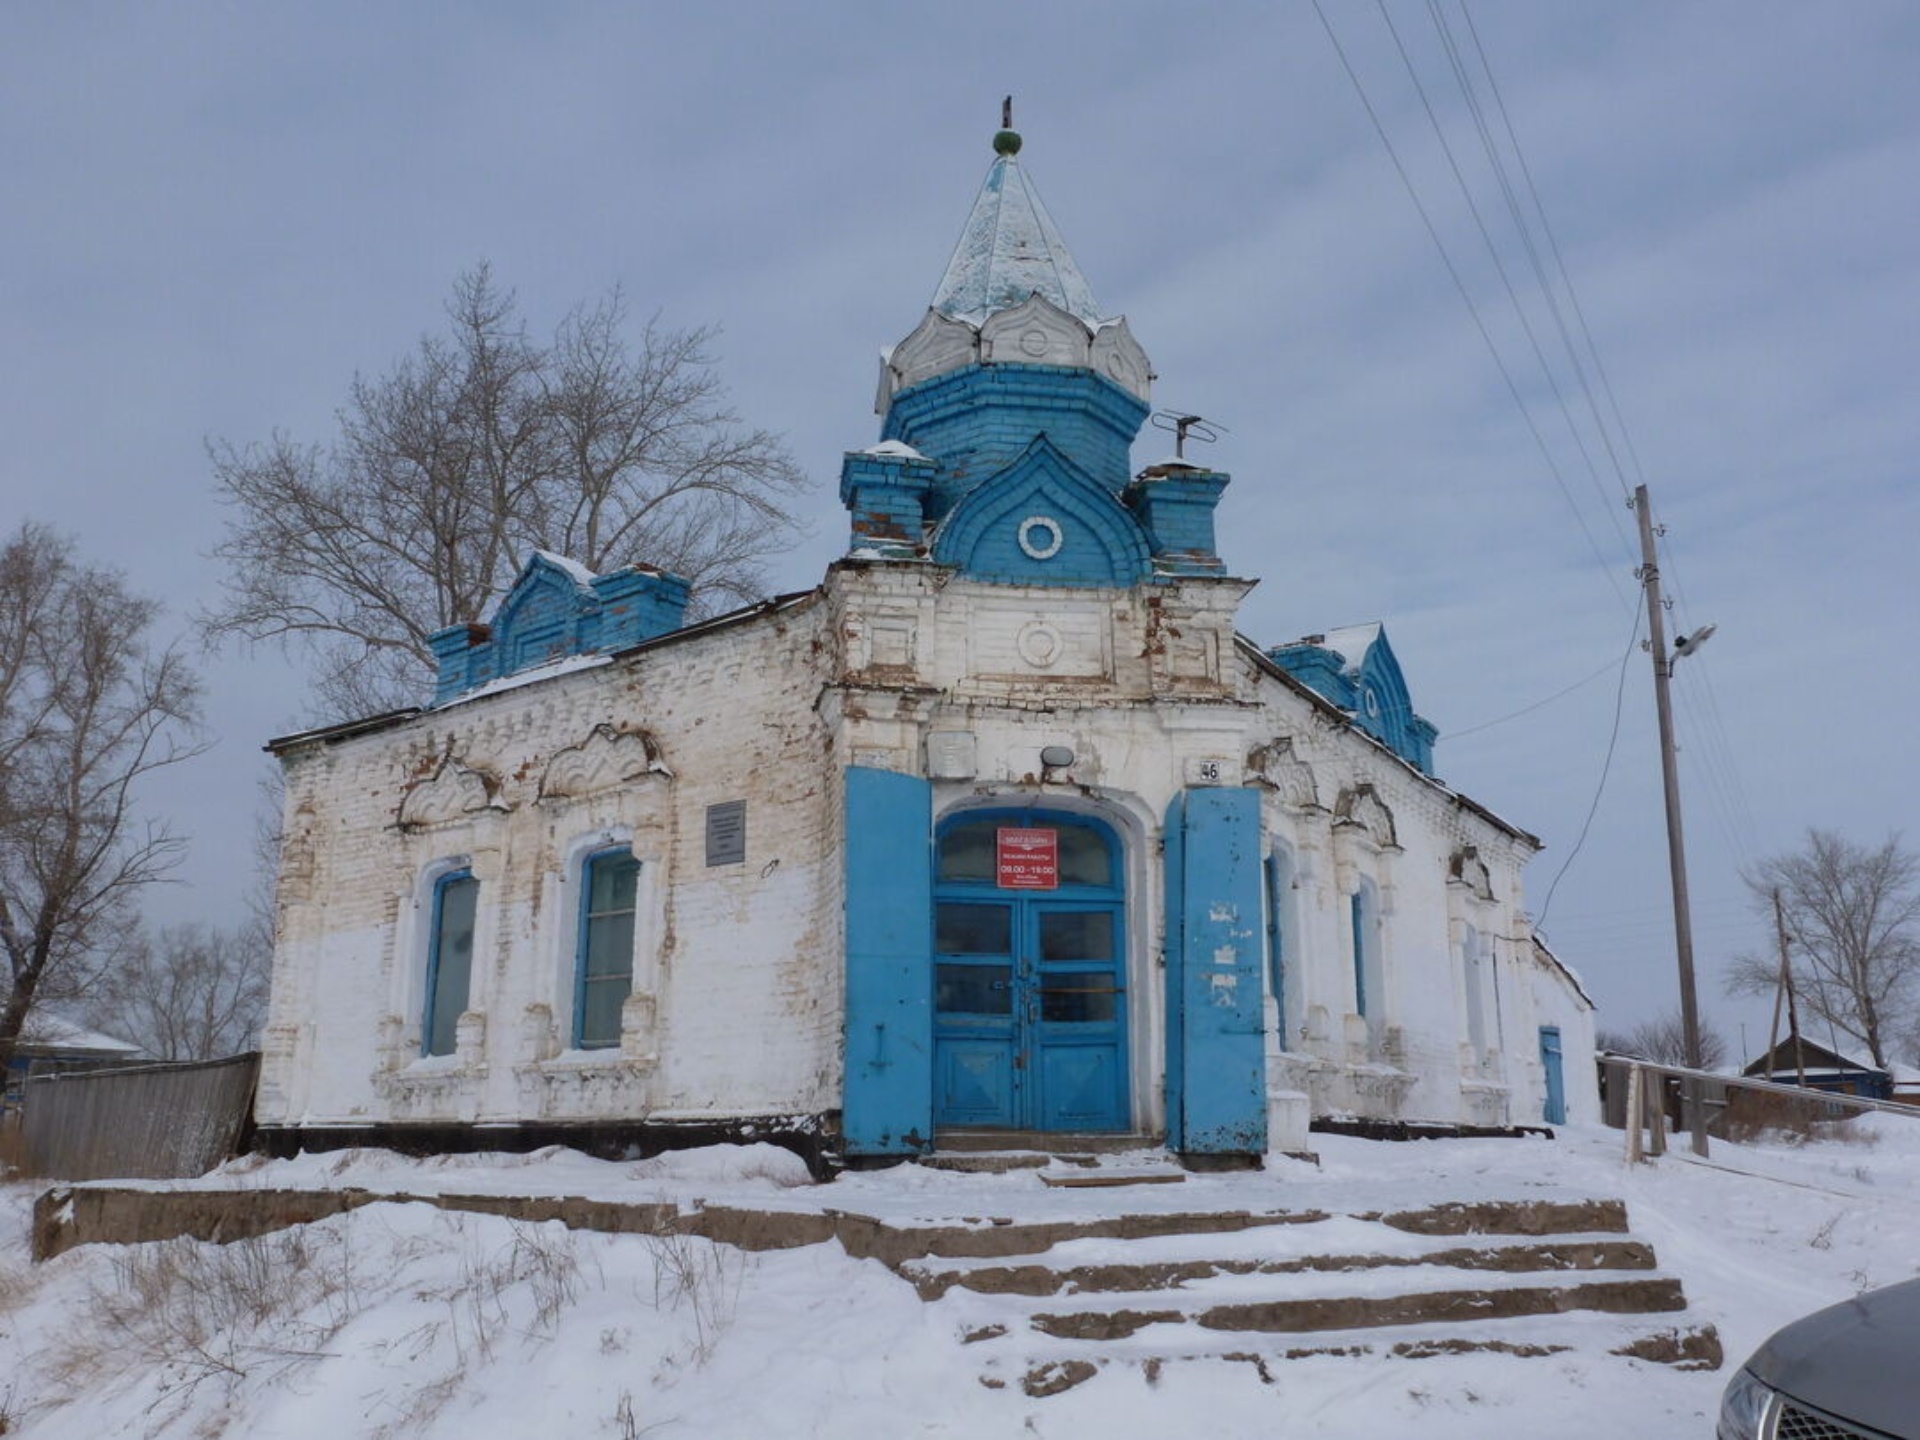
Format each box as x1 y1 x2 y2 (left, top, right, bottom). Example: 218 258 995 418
1149 410 1228 460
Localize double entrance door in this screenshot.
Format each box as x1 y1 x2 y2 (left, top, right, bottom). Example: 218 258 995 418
931 813 1129 1132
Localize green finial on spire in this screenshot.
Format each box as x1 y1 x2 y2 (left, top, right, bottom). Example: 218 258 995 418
994 94 1022 156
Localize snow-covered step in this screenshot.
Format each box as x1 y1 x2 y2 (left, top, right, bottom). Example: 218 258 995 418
975 1311 1726 1395
1017 1270 1688 1341
903 1232 1656 1299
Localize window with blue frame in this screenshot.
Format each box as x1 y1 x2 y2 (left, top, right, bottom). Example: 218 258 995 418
1350 889 1367 1016
423 871 478 1057
575 848 639 1049
1266 847 1292 1041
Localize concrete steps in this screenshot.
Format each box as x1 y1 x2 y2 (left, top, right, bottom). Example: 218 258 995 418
878 1190 1720 1394
31 1156 1722 1397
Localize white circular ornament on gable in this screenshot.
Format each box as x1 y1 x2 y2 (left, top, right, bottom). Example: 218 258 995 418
1018 515 1064 560
1017 621 1064 669
1019 327 1052 358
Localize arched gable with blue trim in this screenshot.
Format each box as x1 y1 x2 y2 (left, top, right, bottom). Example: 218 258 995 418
930 436 1152 587
1351 633 1437 776
491 553 596 674
1266 626 1438 775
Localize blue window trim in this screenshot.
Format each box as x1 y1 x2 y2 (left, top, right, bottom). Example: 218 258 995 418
1265 851 1288 1040
422 869 475 1058
573 846 639 1050
1350 890 1367 1016
933 807 1122 897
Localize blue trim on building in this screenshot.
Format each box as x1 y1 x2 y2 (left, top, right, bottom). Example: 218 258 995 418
1539 1026 1566 1125
1350 890 1368 1017
573 847 638 1051
931 808 1130 1132
422 870 476 1058
931 435 1153 587
1265 850 1288 1042
1266 627 1438 774
428 552 691 705
1162 788 1268 1157
881 362 1147 517
841 767 936 1156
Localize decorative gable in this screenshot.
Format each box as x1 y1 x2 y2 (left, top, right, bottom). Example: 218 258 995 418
1334 784 1399 851
930 436 1152 588
427 551 691 705
396 755 507 830
1266 624 1438 775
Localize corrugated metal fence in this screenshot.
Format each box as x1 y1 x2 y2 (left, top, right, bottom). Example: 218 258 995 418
19 1052 259 1181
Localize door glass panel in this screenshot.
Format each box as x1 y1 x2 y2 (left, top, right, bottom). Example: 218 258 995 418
1038 909 1113 961
937 963 1013 1015
937 820 998 882
1057 826 1110 886
937 903 1010 955
1041 982 1116 1023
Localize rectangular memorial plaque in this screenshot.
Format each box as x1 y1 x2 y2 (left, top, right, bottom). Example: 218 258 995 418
705 800 747 867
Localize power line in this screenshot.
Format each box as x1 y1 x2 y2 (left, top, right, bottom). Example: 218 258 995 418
1537 590 1645 926
1310 0 1632 611
1448 653 1622 739
1376 0 1636 562
1457 0 1652 499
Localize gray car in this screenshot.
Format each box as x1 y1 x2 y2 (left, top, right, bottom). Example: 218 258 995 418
1718 1277 1920 1439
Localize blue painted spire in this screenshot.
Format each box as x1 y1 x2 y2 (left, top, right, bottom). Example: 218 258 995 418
929 125 1107 329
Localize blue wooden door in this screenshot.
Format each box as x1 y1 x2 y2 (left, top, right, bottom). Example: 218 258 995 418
842 767 934 1157
1539 1025 1567 1125
1163 788 1268 1156
932 813 1129 1132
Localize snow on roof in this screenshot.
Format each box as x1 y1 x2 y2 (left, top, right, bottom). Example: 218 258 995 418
931 153 1106 329
17 1013 142 1055
436 651 612 708
531 549 598 587
862 440 929 461
1316 622 1383 673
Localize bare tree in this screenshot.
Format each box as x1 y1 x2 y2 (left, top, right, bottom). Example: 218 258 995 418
1725 830 1920 1069
0 523 203 1071
205 264 809 719
79 920 269 1061
1596 1011 1729 1069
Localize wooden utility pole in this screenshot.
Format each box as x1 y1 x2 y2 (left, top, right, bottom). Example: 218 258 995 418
1774 888 1808 1087
1634 484 1709 1157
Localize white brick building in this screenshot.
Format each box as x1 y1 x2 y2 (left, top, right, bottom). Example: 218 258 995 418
256 125 1595 1171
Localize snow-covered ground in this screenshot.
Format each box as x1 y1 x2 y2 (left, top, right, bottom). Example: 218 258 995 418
5 1118 1919 1438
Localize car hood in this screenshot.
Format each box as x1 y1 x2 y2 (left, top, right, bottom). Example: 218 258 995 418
1746 1278 1920 1438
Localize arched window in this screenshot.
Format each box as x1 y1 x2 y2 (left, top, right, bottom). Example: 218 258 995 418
1462 922 1488 1057
575 847 639 1050
423 870 478 1057
1265 844 1295 1041
1351 877 1384 1038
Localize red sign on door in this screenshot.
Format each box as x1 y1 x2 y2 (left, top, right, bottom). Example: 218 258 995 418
996 827 1059 890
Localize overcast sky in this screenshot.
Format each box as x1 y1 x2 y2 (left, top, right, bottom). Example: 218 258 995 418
7 2 1917 1058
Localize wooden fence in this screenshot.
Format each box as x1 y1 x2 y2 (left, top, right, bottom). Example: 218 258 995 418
17 1052 259 1181
1599 1054 1919 1161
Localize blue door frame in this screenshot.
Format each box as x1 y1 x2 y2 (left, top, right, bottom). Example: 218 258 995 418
931 810 1130 1132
